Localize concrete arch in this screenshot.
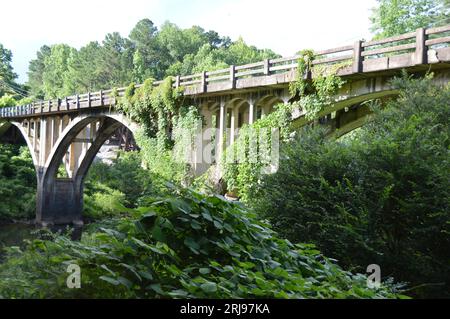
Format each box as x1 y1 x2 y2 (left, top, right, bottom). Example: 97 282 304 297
36 112 140 225
254 94 285 119
202 101 220 113
43 112 138 179
292 89 400 129
6 121 39 171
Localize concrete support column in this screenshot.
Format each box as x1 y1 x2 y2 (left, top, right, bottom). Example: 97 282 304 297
249 102 255 125
230 104 239 145
60 116 69 170
217 100 227 161
260 105 267 118
39 118 53 167
32 120 38 154
36 178 83 225
195 108 213 176
27 120 31 138
51 117 59 147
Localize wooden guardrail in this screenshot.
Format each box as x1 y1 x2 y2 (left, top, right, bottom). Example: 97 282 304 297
1 24 450 118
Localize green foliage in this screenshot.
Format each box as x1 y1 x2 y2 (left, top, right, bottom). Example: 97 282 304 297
370 0 449 39
41 44 77 98
0 43 18 97
26 19 277 100
84 184 127 220
116 77 202 186
0 188 403 299
290 50 346 120
250 75 450 298
222 103 293 201
27 45 51 99
0 95 17 108
0 95 32 108
85 151 158 206
167 38 279 76
0 145 36 221
221 50 348 201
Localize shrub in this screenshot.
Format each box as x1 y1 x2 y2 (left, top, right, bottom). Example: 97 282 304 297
83 183 127 220
85 151 158 206
0 145 36 221
250 75 450 298
0 188 403 299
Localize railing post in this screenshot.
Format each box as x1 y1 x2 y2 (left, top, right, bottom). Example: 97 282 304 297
230 65 236 89
201 71 207 93
175 75 180 88
414 27 427 65
76 94 80 108
43 101 46 113
99 90 103 106
87 92 91 107
57 98 61 111
352 40 363 73
263 59 270 75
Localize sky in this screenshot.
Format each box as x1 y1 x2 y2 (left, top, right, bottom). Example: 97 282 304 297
0 0 377 83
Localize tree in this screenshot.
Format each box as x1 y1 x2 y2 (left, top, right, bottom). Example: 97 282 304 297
24 20 281 98
370 0 450 38
0 94 17 108
129 19 162 81
166 37 279 76
40 44 76 98
0 43 18 97
65 41 103 93
98 33 134 88
27 45 51 99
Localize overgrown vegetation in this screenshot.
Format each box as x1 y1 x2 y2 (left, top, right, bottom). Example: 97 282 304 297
114 77 202 186
222 50 348 201
249 75 450 298
1 4 449 299
0 145 36 221
0 187 404 299
221 103 294 201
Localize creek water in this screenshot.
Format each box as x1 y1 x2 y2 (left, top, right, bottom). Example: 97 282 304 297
0 222 83 262
0 223 36 248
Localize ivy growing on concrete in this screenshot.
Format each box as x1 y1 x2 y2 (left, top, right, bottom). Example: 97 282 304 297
290 50 349 120
113 77 203 185
221 51 351 200
221 103 294 201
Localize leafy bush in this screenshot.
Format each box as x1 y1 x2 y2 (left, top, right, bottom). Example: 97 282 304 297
0 145 36 221
0 188 403 299
250 75 450 298
85 151 158 206
84 183 127 220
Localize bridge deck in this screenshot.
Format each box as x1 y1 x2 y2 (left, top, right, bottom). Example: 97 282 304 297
1 24 450 119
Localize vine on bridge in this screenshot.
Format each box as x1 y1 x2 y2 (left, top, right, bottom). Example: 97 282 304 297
289 49 350 120
113 77 203 185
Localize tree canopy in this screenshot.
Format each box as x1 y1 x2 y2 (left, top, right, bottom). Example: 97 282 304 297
0 44 18 97
25 19 279 100
370 0 450 38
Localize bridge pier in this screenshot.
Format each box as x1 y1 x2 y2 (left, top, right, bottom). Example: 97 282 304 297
36 178 83 226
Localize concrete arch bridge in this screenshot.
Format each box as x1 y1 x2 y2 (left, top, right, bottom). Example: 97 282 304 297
1 25 449 225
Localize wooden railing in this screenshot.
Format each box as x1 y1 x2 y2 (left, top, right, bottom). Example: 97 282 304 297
1 24 450 118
